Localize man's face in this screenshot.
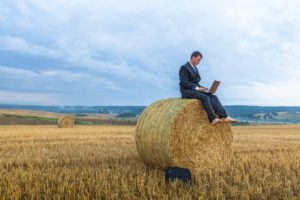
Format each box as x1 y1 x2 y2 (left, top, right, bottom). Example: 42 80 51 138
191 56 202 66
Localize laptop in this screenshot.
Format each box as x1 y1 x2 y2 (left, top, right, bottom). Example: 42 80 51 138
204 80 220 94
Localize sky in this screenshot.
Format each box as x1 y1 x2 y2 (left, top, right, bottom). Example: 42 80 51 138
0 0 300 106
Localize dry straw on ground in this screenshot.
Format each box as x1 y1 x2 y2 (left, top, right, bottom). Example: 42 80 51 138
136 98 233 172
1 125 300 199
57 115 75 128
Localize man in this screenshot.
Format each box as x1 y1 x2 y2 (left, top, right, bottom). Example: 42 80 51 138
179 51 237 124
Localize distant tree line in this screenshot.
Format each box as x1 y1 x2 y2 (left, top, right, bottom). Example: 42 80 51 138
117 112 136 118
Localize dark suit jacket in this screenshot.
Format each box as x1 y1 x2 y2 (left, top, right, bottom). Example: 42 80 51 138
179 62 203 98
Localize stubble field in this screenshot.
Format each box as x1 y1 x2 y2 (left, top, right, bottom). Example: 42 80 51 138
0 125 300 199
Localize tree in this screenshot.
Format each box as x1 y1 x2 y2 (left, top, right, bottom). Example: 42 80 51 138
117 112 136 118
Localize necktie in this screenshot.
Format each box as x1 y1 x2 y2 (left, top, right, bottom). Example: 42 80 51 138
194 67 198 74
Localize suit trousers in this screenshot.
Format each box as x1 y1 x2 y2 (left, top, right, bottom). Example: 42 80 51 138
186 91 228 122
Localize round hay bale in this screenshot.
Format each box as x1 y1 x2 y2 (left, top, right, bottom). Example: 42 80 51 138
135 98 233 172
57 115 75 128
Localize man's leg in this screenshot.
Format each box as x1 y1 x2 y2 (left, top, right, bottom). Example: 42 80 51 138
209 94 228 118
189 92 216 123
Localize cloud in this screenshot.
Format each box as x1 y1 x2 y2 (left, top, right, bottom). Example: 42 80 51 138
0 35 59 57
0 65 37 77
0 90 62 105
40 70 126 92
0 0 300 105
0 65 124 93
224 80 300 106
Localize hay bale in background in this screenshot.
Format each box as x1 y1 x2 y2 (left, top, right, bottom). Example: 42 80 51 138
58 116 75 128
135 98 233 172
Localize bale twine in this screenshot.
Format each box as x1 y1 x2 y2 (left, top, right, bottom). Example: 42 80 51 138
135 98 233 172
57 115 75 128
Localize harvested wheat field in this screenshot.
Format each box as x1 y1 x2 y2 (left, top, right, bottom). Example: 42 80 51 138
1 125 300 199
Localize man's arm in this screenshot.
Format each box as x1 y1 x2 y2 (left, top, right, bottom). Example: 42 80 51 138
179 66 208 91
179 66 198 89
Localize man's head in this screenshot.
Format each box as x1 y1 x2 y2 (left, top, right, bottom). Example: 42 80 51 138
190 51 203 66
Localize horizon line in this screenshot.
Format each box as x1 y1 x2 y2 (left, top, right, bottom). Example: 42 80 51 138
1 103 300 107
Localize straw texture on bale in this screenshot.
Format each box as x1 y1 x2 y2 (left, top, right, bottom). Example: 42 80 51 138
135 98 233 172
57 116 75 128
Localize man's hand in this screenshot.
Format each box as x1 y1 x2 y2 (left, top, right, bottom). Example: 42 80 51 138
196 87 208 91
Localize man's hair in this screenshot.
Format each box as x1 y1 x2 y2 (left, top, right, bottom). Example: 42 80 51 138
190 51 203 59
